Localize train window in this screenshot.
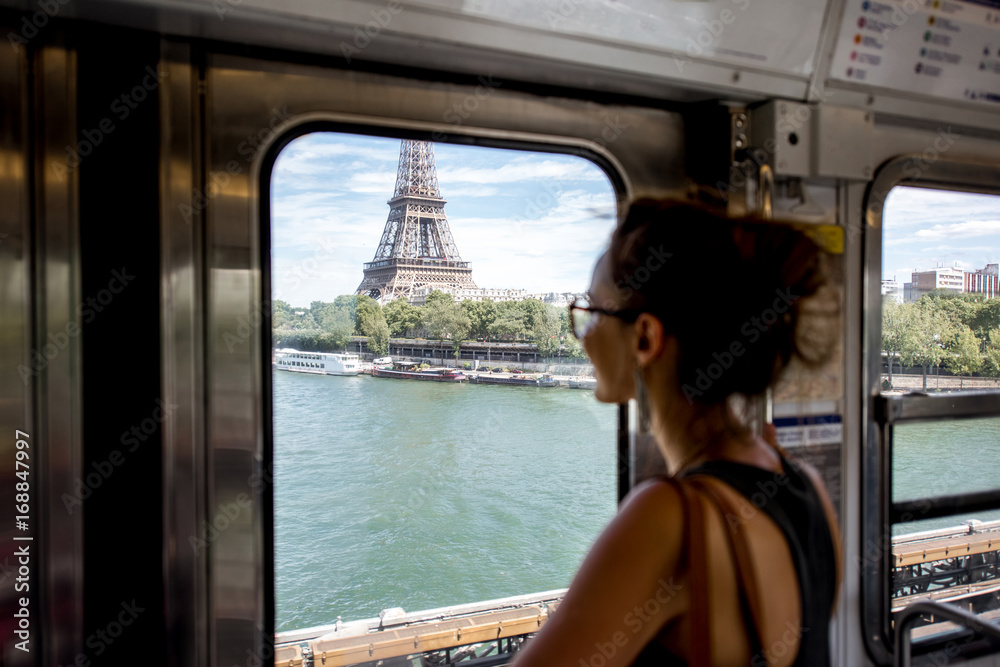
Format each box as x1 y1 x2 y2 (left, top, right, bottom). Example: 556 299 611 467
268 133 620 653
876 185 1000 650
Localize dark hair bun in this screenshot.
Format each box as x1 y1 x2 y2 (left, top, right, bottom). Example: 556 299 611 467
608 199 826 405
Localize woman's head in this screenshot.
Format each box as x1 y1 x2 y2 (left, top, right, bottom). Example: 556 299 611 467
583 199 827 406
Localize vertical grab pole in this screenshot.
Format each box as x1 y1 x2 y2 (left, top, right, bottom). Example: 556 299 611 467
754 164 775 436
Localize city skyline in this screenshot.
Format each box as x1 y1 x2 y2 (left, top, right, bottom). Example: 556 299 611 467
883 186 999 285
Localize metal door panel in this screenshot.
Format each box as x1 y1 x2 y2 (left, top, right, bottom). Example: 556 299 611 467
198 50 688 664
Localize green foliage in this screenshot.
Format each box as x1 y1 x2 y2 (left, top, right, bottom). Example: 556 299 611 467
562 335 587 360
533 306 562 358
355 295 390 356
271 299 293 329
274 292 596 362
423 291 471 355
384 298 421 337
366 317 390 357
461 299 498 340
881 299 910 382
898 301 952 388
984 327 1000 378
520 298 547 331
945 324 983 379
881 294 1000 384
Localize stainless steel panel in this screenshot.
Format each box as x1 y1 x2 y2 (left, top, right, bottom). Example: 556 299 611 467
0 26 33 667
879 392 1000 425
201 52 687 664
159 41 208 667
35 44 85 667
0 0 816 106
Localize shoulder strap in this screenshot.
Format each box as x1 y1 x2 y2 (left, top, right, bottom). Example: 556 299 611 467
668 478 711 667
688 478 767 662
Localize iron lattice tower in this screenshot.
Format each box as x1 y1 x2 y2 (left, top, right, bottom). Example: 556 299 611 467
356 140 477 303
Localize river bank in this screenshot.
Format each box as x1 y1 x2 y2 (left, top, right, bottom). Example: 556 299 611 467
882 373 1000 394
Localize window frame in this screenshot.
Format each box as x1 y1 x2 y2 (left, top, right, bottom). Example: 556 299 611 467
862 156 1000 665
259 122 633 647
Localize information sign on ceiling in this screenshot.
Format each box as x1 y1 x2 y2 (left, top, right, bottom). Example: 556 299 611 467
829 0 1000 106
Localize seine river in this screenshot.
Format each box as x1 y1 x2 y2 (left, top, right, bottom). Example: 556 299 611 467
273 369 618 632
273 369 999 632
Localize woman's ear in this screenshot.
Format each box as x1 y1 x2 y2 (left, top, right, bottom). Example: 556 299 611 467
633 313 666 367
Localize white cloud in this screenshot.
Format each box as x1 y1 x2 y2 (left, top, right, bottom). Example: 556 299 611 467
438 159 605 185
913 220 1000 240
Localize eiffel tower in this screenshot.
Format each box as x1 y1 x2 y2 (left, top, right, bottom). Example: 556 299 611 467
356 140 478 304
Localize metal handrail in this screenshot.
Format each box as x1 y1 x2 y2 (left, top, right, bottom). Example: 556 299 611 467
895 602 1000 667
878 391 1000 426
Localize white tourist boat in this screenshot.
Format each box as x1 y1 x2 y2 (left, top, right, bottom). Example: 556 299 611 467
274 348 361 376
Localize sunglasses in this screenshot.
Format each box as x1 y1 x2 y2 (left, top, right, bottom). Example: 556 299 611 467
568 298 643 339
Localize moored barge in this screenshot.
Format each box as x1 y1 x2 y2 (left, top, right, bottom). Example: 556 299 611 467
371 366 467 382
471 373 558 387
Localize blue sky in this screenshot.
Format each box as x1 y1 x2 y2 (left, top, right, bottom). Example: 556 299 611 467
269 134 999 307
270 133 617 308
883 187 1000 285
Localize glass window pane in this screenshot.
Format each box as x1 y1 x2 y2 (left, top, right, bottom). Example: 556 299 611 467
892 416 1000 505
270 133 618 642
890 514 1000 644
881 187 1000 396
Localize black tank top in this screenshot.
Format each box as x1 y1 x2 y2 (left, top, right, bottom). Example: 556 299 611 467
631 455 836 666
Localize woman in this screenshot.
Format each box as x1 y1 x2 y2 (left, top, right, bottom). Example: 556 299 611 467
512 200 841 666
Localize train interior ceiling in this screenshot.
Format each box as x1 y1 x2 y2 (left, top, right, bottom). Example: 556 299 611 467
1 0 1000 665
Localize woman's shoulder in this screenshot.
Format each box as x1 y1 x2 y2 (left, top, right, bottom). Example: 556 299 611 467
614 477 687 542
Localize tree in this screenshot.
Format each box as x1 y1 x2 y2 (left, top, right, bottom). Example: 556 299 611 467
354 295 381 334
461 299 497 340
562 335 587 361
532 306 562 358
899 302 952 391
969 299 1000 340
423 292 470 359
944 324 983 388
271 299 293 329
984 327 1000 380
355 295 390 356
881 299 911 388
519 298 547 332
384 298 421 337
366 318 390 356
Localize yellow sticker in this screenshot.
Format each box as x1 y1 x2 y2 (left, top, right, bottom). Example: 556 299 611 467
793 223 844 255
